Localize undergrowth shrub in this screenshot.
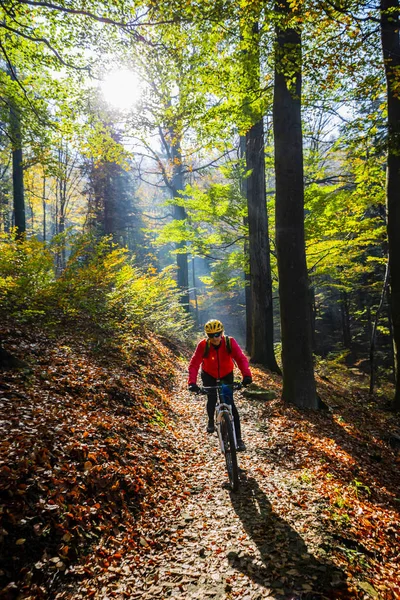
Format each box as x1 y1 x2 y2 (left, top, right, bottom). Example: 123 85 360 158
0 233 54 319
0 232 193 342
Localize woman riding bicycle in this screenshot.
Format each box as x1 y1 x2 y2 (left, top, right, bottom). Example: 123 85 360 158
188 319 252 452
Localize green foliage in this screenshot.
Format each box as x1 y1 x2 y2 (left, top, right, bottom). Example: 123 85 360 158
107 262 193 342
155 160 248 283
0 232 55 318
54 235 126 320
349 479 371 499
0 233 193 343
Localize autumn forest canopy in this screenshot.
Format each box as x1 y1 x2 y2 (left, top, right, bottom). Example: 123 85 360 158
2 0 400 404
0 0 400 596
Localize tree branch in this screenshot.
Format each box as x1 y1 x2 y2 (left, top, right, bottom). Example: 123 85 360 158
13 0 148 41
0 23 90 71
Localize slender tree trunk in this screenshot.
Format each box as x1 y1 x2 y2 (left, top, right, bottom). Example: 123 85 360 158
244 265 252 354
55 177 62 274
386 285 396 382
370 259 390 395
381 0 400 410
173 203 189 307
54 146 68 270
55 177 60 236
170 137 189 308
242 21 280 372
42 175 46 242
28 195 34 232
240 135 252 354
59 186 66 270
273 0 318 408
340 291 352 349
103 166 115 239
309 286 316 352
192 257 199 324
246 119 281 372
9 70 25 237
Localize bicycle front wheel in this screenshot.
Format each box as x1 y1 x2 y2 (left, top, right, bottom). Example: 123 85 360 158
220 411 239 492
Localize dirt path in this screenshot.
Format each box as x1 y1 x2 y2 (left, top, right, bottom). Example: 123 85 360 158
3 327 398 600
68 372 351 600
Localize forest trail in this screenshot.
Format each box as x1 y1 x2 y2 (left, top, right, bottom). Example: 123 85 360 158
1 326 399 600
67 367 373 600
124 375 346 600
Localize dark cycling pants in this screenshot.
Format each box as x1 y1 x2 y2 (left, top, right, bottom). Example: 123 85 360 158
201 371 242 440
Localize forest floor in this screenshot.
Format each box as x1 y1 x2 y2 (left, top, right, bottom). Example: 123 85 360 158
0 322 399 600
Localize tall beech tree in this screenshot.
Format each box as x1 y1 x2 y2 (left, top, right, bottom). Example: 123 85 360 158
380 0 400 410
246 118 280 371
239 135 252 354
10 93 25 237
6 67 25 237
242 18 281 372
273 0 318 408
169 133 190 307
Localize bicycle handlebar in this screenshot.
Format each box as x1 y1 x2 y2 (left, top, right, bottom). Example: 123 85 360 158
197 381 243 395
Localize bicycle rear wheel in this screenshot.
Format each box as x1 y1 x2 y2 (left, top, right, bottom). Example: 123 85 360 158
220 411 239 492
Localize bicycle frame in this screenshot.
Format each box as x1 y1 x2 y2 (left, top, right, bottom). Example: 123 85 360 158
200 382 240 444
214 387 238 453
198 381 242 491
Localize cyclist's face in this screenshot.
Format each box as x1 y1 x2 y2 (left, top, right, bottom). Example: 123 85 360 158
209 332 222 345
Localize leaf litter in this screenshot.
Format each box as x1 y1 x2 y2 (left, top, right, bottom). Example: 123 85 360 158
0 323 399 600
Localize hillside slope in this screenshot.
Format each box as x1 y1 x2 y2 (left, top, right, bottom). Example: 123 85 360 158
0 322 192 599
1 323 399 600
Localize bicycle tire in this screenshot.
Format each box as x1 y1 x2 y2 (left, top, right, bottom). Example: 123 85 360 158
220 411 239 492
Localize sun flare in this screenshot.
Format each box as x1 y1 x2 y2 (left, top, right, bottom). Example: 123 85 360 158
100 68 143 111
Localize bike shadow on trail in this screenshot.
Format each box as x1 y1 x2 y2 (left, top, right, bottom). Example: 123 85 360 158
228 474 349 599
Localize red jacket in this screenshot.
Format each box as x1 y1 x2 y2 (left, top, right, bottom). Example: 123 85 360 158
188 336 251 383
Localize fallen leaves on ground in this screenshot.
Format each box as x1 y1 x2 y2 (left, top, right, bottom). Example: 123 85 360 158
0 323 399 600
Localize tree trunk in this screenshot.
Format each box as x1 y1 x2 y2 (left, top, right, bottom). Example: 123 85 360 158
240 135 252 354
9 69 25 237
42 175 46 242
370 259 390 395
59 170 67 270
340 291 352 349
246 120 281 373
381 0 400 410
386 284 396 383
241 21 280 372
170 137 189 308
309 286 316 352
173 203 189 307
273 0 318 408
103 172 115 238
191 256 199 324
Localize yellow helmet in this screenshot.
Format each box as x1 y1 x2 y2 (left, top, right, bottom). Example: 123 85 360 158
204 319 224 335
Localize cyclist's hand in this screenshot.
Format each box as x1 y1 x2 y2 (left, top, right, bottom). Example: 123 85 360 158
242 376 252 387
188 383 201 394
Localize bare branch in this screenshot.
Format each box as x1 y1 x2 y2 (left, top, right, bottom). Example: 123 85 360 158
187 148 236 175
142 212 173 220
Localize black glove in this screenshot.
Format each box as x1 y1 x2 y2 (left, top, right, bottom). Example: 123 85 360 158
242 376 252 387
188 383 201 393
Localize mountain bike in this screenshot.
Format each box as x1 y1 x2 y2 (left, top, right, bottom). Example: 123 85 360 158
198 381 242 492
